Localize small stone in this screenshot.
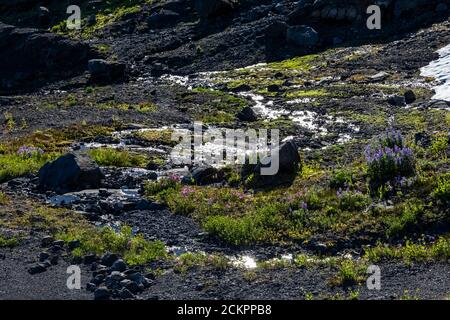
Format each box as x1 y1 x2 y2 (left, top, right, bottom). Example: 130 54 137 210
404 90 416 104
39 252 50 262
111 259 127 272
94 287 111 300
86 282 97 292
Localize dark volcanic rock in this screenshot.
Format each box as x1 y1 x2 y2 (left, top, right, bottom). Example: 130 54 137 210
38 152 104 194
194 0 236 18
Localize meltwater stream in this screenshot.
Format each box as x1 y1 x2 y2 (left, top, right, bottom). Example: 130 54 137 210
421 44 450 101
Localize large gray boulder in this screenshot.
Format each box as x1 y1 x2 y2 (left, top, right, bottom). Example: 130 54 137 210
38 153 104 194
286 25 320 48
194 0 236 18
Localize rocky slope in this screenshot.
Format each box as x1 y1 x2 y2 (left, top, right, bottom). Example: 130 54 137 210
0 0 449 300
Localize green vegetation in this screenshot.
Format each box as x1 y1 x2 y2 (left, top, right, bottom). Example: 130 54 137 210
88 148 148 167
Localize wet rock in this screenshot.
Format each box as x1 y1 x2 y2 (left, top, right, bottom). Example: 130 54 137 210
101 252 119 267
111 259 127 272
387 95 406 106
404 90 417 104
194 0 236 18
94 287 111 300
286 25 319 48
38 152 104 194
88 59 125 83
28 263 47 275
236 106 258 122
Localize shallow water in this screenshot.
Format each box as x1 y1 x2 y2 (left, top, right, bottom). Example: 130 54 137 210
421 44 450 101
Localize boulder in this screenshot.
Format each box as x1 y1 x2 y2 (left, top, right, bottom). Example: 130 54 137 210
88 59 125 83
286 25 319 48
147 10 181 29
194 0 236 18
38 153 104 193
